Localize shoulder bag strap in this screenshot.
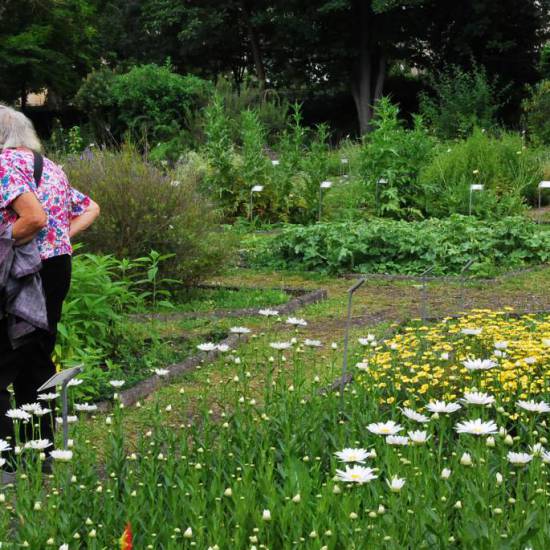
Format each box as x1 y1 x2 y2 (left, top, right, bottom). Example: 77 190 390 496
32 151 44 188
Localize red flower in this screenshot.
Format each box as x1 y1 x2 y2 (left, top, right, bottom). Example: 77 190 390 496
120 523 133 550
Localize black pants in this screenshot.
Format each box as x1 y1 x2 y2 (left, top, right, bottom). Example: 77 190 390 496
0 254 72 462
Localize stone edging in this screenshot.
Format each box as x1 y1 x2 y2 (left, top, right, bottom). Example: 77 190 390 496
96 286 328 411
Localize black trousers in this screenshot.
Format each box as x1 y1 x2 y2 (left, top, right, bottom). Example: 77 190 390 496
0 254 72 461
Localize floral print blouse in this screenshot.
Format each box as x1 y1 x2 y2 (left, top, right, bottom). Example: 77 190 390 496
0 148 90 260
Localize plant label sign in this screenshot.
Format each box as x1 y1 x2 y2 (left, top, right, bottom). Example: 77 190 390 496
38 366 83 391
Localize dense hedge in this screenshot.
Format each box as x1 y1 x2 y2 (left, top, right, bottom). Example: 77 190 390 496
249 215 550 276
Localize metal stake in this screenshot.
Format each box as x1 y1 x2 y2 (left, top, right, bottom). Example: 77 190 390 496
340 278 366 408
61 380 69 449
459 259 474 313
420 266 435 321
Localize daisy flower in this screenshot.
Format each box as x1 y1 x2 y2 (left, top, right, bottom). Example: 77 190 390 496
367 421 403 435
507 452 532 465
462 358 497 371
455 419 498 436
386 476 406 492
517 400 550 413
461 391 495 406
426 401 461 414
400 407 430 423
334 448 374 463
335 465 377 484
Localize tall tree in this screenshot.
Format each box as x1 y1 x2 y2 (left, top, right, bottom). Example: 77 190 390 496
0 0 99 107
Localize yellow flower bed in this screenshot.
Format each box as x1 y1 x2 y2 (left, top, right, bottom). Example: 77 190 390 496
358 309 550 406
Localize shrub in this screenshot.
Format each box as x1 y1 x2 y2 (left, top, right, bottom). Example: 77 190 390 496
359 98 435 219
249 216 550 277
419 129 542 217
523 80 550 145
75 64 213 145
63 145 236 283
420 65 499 139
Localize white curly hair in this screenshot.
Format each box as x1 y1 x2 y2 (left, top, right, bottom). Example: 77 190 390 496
0 104 43 153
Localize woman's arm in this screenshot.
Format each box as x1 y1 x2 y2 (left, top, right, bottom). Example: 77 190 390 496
11 192 48 245
69 199 100 239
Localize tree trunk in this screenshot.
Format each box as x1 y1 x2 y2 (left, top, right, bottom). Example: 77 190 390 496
241 1 267 90
350 1 386 134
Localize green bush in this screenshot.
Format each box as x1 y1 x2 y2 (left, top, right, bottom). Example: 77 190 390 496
420 65 499 139
63 145 236 283
359 98 435 219
419 129 542 216
249 216 550 276
56 252 194 401
523 80 550 145
75 64 213 145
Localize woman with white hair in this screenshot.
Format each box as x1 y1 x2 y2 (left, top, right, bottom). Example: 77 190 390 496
0 105 99 482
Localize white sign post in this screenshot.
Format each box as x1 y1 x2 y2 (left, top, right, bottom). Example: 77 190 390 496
249 185 263 221
539 181 550 215
319 181 332 221
38 365 83 449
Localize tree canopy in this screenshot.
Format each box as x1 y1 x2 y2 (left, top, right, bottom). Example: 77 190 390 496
0 0 548 132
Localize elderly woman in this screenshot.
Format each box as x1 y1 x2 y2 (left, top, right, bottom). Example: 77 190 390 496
0 106 99 482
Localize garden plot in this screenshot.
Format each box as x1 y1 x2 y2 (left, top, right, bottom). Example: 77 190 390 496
2 308 550 548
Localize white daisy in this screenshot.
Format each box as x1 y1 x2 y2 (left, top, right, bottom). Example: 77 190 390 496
230 326 251 334
461 328 482 336
386 476 406 492
56 416 78 424
217 344 230 352
286 317 307 327
455 419 498 436
517 400 550 413
426 401 461 414
462 358 497 371
21 403 44 415
197 342 217 352
400 407 430 423
0 439 12 453
356 362 369 371
109 380 125 388
269 342 292 350
38 392 59 401
303 339 322 348
494 341 509 350
461 391 495 406
24 439 52 451
259 308 279 317
367 421 403 436
50 450 73 461
6 409 31 421
153 368 170 377
74 403 98 412
334 448 374 463
507 452 532 465
335 465 377 484
386 435 409 446
408 430 430 444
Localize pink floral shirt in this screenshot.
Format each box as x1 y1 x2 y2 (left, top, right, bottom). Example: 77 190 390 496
0 148 90 260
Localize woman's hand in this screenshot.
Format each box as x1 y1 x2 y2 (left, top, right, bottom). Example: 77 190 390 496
69 199 100 239
11 192 47 245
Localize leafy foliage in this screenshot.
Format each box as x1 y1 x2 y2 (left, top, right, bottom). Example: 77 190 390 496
75 63 213 144
63 145 236 284
523 80 550 146
419 129 543 216
250 216 550 276
359 98 434 219
419 65 500 139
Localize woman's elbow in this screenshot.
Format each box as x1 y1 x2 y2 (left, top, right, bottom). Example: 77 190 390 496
89 200 100 218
